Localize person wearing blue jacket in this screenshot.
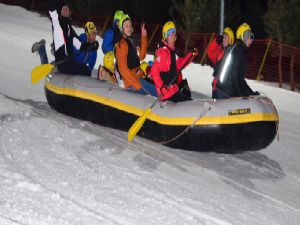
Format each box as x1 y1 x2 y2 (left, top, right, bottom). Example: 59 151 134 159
47 0 98 76
74 21 98 71
101 10 123 54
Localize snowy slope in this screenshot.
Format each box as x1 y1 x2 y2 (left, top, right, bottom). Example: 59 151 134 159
1 4 300 225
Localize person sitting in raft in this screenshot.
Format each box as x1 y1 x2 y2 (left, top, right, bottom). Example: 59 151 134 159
72 21 98 72
97 51 118 84
32 21 98 71
115 14 157 97
32 21 99 73
206 27 235 99
214 23 260 99
151 21 198 102
48 0 99 76
101 10 123 55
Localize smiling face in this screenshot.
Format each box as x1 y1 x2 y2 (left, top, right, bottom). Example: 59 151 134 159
122 19 133 37
60 5 70 18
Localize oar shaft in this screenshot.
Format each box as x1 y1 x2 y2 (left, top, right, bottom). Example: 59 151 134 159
127 53 195 141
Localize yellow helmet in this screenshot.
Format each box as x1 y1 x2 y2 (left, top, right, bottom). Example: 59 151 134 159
140 61 150 77
103 51 115 72
223 27 234 45
114 10 123 22
162 21 176 40
85 21 97 36
118 14 131 33
236 23 251 41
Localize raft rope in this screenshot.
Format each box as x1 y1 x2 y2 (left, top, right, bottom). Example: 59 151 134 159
63 77 279 142
254 94 280 141
213 87 280 141
158 100 215 145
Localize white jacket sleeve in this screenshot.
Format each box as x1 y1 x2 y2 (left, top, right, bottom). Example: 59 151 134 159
49 10 66 53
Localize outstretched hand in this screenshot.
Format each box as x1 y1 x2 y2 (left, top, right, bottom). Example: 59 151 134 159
192 47 199 56
141 23 147 37
216 35 223 45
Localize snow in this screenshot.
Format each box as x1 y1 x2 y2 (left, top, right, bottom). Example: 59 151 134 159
1 3 300 225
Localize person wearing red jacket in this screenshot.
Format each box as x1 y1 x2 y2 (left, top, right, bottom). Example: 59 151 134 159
151 21 198 102
206 27 234 98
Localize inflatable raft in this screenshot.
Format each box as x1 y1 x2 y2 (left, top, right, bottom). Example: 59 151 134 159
44 72 279 153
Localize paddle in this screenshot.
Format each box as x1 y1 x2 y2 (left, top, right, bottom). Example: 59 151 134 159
31 63 55 84
128 52 195 142
128 99 158 142
31 43 96 84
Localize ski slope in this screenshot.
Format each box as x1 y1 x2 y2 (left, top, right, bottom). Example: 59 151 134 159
1 4 300 225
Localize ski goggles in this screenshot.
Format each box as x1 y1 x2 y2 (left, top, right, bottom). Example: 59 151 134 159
167 28 176 37
244 30 254 41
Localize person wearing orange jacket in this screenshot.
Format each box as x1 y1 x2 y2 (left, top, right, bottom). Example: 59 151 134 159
115 14 157 97
151 21 198 102
206 27 234 98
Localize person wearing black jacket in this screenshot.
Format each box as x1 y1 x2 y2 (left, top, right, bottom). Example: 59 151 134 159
48 0 98 76
206 27 234 99
214 23 259 99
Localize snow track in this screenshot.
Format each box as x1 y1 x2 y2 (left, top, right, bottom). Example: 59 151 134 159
1 3 300 225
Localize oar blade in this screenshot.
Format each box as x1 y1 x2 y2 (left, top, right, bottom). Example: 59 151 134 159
128 108 152 142
31 64 54 84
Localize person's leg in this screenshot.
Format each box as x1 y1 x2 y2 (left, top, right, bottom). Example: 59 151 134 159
127 79 158 97
178 79 191 98
139 78 158 97
168 91 192 103
212 90 216 99
214 89 229 99
58 60 91 76
37 44 49 64
32 39 48 64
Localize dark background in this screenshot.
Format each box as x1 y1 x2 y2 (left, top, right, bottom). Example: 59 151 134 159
72 0 268 37
69 0 299 47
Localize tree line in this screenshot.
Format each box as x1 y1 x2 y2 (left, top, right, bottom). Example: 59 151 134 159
71 0 300 47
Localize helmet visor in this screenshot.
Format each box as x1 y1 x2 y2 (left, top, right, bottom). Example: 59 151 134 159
167 28 176 38
243 30 254 42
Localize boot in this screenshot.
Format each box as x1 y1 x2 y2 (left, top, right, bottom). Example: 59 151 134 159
31 39 46 53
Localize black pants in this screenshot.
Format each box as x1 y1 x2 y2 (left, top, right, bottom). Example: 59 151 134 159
169 91 192 103
58 60 91 76
212 89 229 99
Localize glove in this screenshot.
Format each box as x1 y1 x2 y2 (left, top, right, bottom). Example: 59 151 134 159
253 91 260 96
216 35 223 45
80 41 99 51
92 41 99 51
192 47 199 56
157 84 179 100
80 42 90 51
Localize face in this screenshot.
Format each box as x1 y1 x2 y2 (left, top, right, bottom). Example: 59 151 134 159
245 35 254 47
122 20 133 37
61 5 70 18
167 32 177 47
223 34 230 47
88 32 97 43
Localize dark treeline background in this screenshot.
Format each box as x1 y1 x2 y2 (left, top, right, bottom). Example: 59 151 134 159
70 0 300 47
